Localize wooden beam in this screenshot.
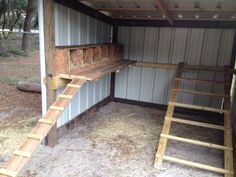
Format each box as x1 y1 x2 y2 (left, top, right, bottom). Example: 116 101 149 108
156 155 233 175
55 0 114 25
172 88 230 98
113 16 236 22
169 101 229 113
155 0 173 25
44 0 57 147
97 8 236 13
175 77 231 85
115 19 236 29
161 134 232 151
223 66 234 177
169 117 225 130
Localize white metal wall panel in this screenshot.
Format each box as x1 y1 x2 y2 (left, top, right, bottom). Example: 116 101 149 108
115 27 235 108
55 3 112 127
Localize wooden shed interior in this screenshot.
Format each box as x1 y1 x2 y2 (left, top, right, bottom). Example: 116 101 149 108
1 0 236 176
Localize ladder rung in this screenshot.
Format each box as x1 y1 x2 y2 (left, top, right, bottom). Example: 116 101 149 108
13 150 31 158
49 106 64 111
183 66 231 73
155 155 233 175
169 101 229 113
175 77 230 85
38 118 53 125
27 133 43 141
172 89 230 98
59 94 73 99
67 84 82 88
0 168 17 177
161 134 232 151
167 117 225 131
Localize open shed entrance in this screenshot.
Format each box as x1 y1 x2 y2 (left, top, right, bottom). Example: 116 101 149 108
1 0 236 176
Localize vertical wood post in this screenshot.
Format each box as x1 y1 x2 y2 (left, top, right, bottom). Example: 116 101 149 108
110 26 118 100
44 0 58 147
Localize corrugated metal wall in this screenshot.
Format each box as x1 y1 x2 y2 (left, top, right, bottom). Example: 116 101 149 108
115 27 235 108
54 3 112 127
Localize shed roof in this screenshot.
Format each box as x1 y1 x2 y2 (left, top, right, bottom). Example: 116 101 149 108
80 0 236 25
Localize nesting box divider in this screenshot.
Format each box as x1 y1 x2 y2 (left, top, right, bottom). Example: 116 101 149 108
101 46 109 60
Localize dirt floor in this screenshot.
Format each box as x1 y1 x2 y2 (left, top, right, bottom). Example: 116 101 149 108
17 102 224 177
0 52 41 162
0 52 227 177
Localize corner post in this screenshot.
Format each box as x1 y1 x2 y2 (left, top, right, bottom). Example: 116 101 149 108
44 0 58 147
110 26 118 100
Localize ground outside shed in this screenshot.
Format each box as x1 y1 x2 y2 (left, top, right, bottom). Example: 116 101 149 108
18 102 225 177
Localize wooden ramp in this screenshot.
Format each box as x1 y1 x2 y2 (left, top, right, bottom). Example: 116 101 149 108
0 58 135 177
0 78 85 177
154 63 234 177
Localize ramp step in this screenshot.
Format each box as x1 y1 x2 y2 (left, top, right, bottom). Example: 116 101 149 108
161 134 232 151
27 133 43 141
155 155 233 175
0 169 17 177
13 150 31 158
59 94 73 99
49 106 64 111
168 117 225 131
67 84 82 88
38 118 53 125
169 101 229 113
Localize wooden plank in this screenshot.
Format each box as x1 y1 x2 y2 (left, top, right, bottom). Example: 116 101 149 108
172 89 230 98
67 83 83 88
223 66 234 177
169 117 225 131
59 94 73 99
134 62 177 69
38 118 53 125
13 150 31 158
0 169 17 177
175 77 231 85
169 101 229 113
49 106 64 111
58 60 136 81
27 133 43 141
156 155 233 175
155 0 173 25
154 62 184 167
183 65 234 73
161 134 232 151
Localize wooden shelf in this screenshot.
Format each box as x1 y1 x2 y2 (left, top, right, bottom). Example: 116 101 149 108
58 59 136 81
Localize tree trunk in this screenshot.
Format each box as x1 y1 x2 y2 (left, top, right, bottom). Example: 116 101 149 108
22 0 37 53
16 81 41 93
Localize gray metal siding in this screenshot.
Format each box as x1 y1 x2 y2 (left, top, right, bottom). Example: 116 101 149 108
55 3 112 127
115 27 235 108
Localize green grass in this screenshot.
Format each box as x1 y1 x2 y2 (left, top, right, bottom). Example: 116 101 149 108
0 77 18 84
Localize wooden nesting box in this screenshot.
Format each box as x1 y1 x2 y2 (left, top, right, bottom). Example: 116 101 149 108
54 44 123 75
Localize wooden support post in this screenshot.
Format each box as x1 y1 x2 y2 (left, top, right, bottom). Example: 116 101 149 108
44 0 57 147
223 66 234 177
110 25 118 100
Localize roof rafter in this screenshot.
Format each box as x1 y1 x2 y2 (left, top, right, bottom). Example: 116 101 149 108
97 8 236 13
155 0 173 25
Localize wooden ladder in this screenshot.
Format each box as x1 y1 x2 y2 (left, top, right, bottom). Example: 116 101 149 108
0 79 85 177
154 63 234 176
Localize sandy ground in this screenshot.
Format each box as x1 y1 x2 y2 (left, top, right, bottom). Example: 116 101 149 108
17 102 225 177
0 52 41 161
